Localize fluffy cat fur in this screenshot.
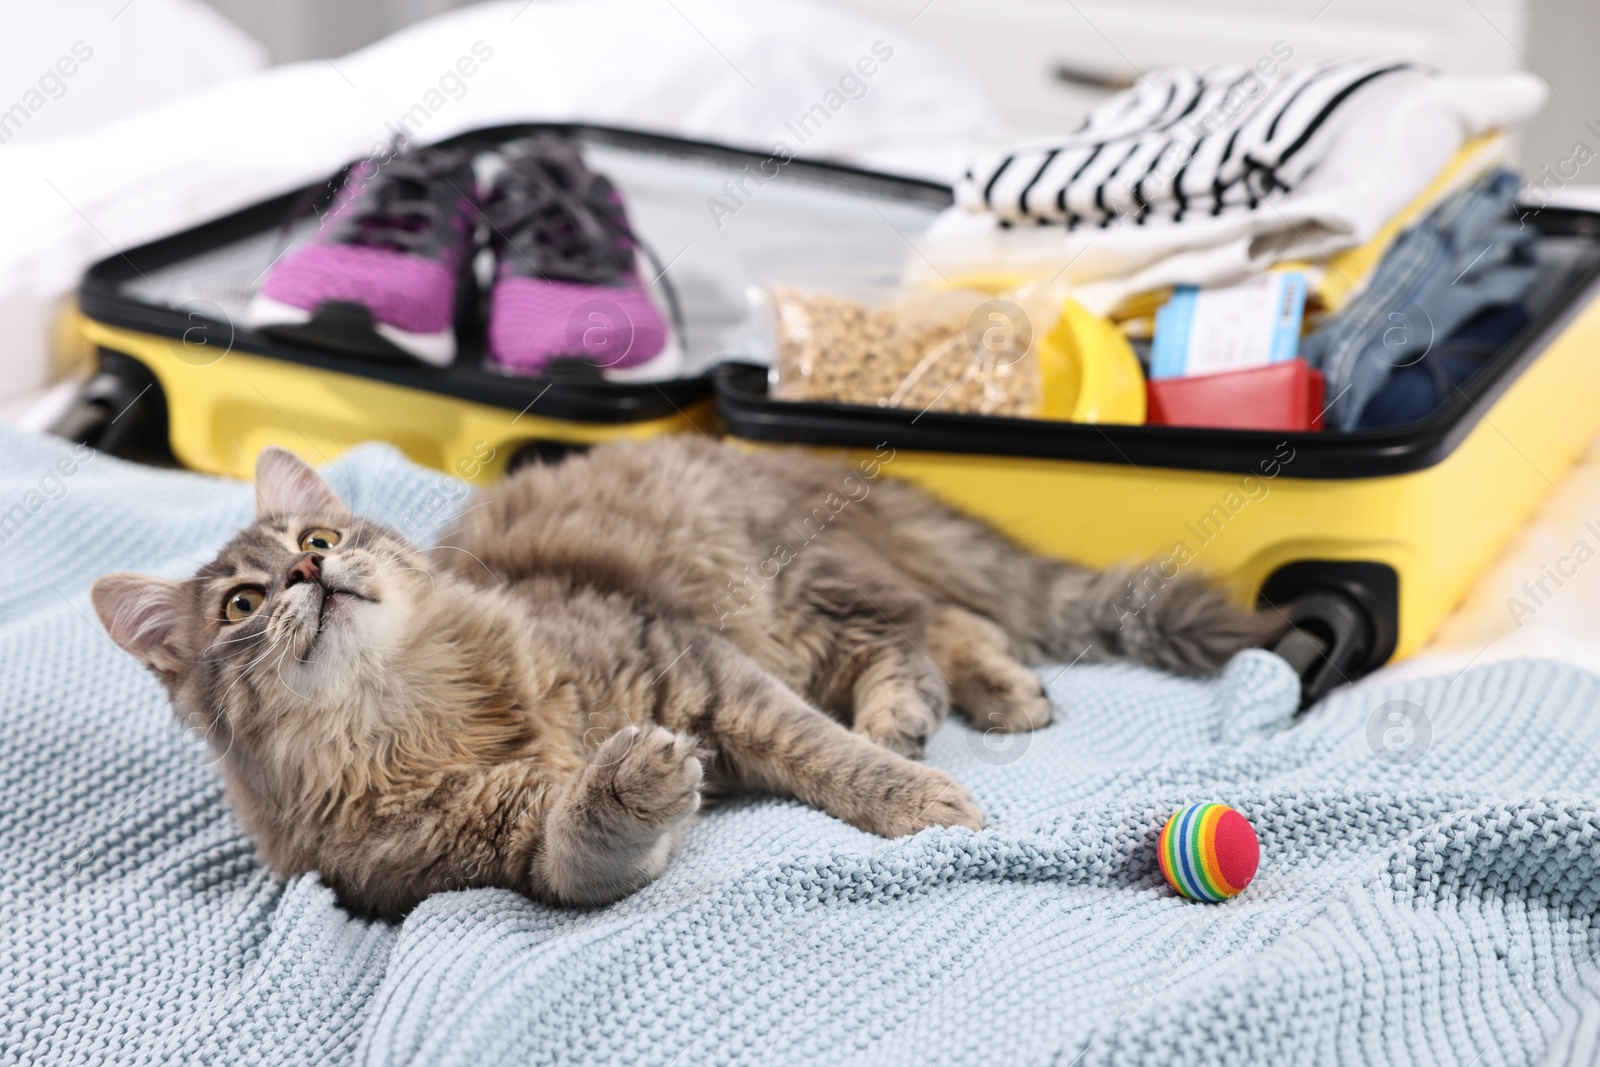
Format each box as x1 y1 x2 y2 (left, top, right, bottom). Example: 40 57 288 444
92 439 1280 918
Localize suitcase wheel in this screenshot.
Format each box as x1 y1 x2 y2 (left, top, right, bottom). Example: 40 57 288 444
1259 560 1400 711
507 439 590 474
50 351 175 465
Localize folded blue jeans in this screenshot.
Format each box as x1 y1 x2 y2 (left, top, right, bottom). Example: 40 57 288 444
1355 301 1529 429
1300 169 1539 430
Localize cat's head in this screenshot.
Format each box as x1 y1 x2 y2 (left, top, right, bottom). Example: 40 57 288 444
92 448 438 749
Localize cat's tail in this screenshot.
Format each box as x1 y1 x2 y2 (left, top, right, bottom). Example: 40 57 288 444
981 560 1288 674
868 481 1286 675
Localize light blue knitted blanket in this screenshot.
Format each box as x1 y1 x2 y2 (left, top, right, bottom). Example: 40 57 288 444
3 426 1599 1066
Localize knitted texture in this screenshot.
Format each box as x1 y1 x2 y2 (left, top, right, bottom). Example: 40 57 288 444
1 426 1598 1065
261 243 458 334
488 272 667 374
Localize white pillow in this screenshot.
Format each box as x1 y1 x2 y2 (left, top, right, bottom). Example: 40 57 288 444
0 0 266 144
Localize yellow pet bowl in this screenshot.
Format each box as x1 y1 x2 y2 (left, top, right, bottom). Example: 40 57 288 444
1036 297 1146 424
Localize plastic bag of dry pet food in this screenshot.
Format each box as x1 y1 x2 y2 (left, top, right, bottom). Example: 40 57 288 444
767 281 1063 418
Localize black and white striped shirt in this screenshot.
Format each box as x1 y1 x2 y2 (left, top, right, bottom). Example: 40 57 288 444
959 58 1417 229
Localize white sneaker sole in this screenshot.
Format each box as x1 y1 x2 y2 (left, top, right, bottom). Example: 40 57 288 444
602 336 686 382
247 294 456 368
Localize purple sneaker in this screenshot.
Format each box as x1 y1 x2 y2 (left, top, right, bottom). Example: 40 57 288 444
248 147 477 366
484 140 674 376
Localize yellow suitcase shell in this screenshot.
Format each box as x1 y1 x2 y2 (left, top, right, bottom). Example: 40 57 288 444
78 317 716 485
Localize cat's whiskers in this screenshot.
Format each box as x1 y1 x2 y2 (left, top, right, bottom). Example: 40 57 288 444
273 638 330 707
215 602 298 694
410 499 491 546
215 622 292 713
237 608 294 669
421 542 496 581
212 624 275 647
370 551 437 591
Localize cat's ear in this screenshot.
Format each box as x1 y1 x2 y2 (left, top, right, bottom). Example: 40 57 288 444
254 447 348 521
92 574 196 677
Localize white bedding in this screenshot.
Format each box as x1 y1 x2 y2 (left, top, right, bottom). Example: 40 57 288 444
0 0 265 144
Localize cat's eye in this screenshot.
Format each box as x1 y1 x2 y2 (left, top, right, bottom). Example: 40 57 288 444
222 586 265 623
299 528 341 552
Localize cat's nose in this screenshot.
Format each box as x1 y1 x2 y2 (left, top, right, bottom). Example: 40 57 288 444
285 553 324 588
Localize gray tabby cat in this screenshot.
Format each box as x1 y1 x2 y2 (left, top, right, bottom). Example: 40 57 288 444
92 439 1278 918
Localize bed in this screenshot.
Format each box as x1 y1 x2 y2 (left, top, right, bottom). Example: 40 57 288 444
4 4 1600 1065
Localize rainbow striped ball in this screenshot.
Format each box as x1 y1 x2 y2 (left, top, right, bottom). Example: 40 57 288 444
1157 803 1259 902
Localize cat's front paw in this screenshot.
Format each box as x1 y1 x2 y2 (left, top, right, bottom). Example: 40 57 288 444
871 764 983 836
594 725 703 832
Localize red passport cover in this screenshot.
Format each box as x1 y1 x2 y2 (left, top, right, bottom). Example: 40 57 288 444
1146 358 1326 431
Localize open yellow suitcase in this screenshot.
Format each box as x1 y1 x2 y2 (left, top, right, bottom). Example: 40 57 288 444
717 207 1600 704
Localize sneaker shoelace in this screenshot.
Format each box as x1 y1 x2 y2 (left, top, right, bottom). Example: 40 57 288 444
335 148 473 254
487 139 636 284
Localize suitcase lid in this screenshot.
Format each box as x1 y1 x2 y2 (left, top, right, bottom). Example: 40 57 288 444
78 123 952 424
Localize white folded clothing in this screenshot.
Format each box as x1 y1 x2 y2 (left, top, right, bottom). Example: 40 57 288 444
963 57 1414 226
917 65 1547 314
